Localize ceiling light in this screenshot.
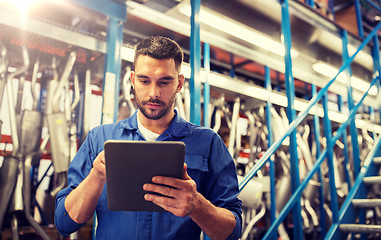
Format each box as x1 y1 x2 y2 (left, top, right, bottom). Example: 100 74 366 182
312 61 377 95
178 5 299 58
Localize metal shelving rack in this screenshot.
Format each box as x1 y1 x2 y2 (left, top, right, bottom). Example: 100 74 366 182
1 0 381 239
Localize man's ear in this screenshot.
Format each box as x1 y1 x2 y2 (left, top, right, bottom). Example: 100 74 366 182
177 74 185 93
130 71 135 89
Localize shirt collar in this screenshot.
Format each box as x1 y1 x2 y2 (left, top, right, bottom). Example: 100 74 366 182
119 109 192 137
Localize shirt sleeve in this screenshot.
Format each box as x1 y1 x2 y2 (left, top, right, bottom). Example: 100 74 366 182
54 194 86 236
54 131 97 236
226 211 242 240
204 133 243 239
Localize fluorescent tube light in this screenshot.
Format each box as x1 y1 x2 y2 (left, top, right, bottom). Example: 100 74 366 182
312 61 377 95
178 5 299 58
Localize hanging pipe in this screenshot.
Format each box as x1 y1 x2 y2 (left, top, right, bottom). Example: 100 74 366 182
228 97 240 158
122 66 135 113
6 45 29 155
176 91 187 120
83 65 91 137
0 41 8 113
71 71 81 112
211 97 223 133
22 155 50 240
52 51 76 112
15 76 25 115
184 81 191 121
245 111 256 163
241 202 266 240
31 59 40 110
68 71 81 164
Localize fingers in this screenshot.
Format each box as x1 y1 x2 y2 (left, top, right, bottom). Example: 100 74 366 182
94 151 105 165
182 163 190 180
143 164 198 216
144 192 192 217
91 151 106 180
143 183 178 198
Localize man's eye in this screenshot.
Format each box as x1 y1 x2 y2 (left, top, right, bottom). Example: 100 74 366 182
140 80 149 84
160 81 170 85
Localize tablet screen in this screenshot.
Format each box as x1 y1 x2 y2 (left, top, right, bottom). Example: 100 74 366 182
104 140 185 212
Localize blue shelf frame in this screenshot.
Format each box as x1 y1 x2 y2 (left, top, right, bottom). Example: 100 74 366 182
69 0 127 124
190 0 202 125
239 0 381 236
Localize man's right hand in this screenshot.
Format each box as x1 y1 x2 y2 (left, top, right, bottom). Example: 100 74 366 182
91 151 106 180
65 150 107 224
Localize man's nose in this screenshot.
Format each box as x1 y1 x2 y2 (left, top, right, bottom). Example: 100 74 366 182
149 84 160 98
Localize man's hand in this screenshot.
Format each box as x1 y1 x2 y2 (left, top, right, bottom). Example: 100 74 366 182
91 150 106 181
143 163 237 239
65 151 107 224
143 163 200 217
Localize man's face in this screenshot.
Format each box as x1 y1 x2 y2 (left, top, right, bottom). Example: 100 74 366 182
131 55 184 120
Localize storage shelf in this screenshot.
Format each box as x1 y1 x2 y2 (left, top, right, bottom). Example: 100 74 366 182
0 1 379 129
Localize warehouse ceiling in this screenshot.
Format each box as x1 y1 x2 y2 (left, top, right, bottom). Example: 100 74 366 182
125 0 378 104
0 0 379 107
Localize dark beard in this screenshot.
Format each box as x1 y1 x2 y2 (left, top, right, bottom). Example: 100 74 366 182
135 92 177 120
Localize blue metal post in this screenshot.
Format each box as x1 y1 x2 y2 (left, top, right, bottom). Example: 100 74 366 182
341 30 361 179
190 0 201 125
306 0 314 8
337 95 342 112
101 17 124 124
322 92 339 223
265 66 276 240
372 34 381 124
229 53 235 78
280 1 302 239
363 0 381 13
328 0 335 20
312 84 326 238
203 43 210 128
338 95 352 191
68 2 126 239
68 0 126 125
69 0 126 21
354 0 365 38
341 30 364 239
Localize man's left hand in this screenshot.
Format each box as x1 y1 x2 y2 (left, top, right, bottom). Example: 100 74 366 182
143 163 200 217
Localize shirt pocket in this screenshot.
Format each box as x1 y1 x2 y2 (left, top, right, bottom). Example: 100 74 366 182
185 154 208 194
184 154 208 172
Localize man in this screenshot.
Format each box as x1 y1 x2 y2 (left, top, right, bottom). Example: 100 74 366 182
55 36 242 239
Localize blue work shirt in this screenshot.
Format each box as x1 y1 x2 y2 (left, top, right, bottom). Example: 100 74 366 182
55 110 242 239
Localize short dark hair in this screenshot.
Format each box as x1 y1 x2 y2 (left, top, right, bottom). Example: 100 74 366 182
134 36 184 71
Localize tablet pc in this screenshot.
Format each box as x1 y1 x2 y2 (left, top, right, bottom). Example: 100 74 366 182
104 140 185 212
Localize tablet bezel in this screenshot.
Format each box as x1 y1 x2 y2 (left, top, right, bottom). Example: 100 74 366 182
104 140 185 212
